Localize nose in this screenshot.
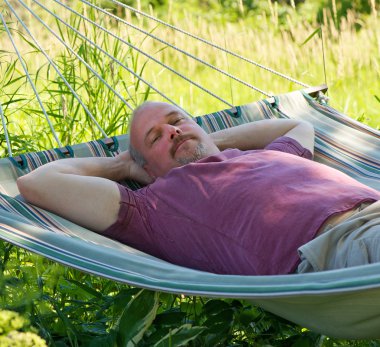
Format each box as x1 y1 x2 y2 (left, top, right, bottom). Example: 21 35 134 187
167 125 181 140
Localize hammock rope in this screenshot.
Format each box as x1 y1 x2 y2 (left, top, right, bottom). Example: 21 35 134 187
32 0 191 113
4 0 109 140
78 0 273 98
16 0 134 112
0 102 12 157
107 0 311 89
1 0 321 154
51 0 232 108
0 12 62 148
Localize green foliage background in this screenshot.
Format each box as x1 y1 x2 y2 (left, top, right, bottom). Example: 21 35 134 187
0 0 379 345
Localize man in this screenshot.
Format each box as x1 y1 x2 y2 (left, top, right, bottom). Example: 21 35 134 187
17 102 380 275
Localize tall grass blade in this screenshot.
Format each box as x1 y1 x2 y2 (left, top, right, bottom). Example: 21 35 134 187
300 27 321 46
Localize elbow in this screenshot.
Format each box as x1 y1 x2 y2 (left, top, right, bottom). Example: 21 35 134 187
17 175 39 204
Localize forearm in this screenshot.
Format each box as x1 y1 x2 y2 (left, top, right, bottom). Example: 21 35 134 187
210 119 301 150
17 156 125 207
210 119 313 151
16 156 125 231
21 156 128 183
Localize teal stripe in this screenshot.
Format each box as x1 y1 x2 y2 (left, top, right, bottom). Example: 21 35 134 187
2 216 380 297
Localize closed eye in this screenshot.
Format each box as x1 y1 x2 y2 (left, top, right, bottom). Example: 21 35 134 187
172 117 184 125
151 134 161 144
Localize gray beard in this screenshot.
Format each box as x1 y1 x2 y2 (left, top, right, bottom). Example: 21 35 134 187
175 143 207 166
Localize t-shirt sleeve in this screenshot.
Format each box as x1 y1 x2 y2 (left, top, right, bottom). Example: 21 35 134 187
264 136 313 160
102 183 150 250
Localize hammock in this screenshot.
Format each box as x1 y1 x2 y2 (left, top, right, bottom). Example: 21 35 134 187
1 0 380 340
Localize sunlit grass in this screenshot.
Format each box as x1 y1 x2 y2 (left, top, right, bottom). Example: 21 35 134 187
133 5 379 127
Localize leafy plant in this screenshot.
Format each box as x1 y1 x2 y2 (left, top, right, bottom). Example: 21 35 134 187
0 309 47 347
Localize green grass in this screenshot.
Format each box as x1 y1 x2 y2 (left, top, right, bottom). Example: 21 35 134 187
140 4 380 127
0 0 379 345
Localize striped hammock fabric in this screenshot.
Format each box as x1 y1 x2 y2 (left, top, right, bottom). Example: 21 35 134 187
0 90 379 339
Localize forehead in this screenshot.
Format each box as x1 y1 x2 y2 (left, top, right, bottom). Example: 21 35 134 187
137 102 181 121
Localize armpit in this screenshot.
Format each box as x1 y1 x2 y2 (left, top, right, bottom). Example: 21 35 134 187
265 136 313 160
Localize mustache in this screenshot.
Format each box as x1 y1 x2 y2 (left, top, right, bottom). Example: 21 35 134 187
170 135 193 157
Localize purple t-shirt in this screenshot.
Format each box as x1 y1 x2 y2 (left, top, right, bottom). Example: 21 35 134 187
104 137 380 275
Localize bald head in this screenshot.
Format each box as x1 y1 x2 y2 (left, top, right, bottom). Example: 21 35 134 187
133 101 186 119
129 101 219 179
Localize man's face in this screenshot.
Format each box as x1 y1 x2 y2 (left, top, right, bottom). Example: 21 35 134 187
130 102 219 178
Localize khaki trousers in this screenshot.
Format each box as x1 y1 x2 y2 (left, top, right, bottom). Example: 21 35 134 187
297 200 380 273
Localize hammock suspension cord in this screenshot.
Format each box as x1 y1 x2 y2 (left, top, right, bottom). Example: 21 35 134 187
12 0 193 119
108 0 310 89
2 0 137 153
52 0 233 108
0 102 12 157
16 0 135 111
4 0 108 140
79 0 272 98
28 0 191 113
0 12 62 148
1 0 317 157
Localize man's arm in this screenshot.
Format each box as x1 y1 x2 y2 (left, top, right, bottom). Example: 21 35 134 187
17 151 151 232
210 119 315 154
